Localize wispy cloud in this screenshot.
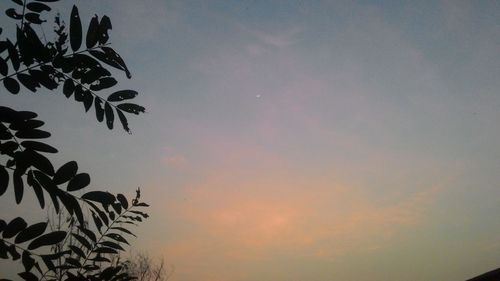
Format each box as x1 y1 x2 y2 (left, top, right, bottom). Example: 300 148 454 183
157 168 444 281
244 26 303 48
161 146 188 168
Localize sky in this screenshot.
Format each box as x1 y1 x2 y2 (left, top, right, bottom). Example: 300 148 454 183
1 0 500 280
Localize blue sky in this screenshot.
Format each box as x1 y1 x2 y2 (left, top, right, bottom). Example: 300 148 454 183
1 1 500 280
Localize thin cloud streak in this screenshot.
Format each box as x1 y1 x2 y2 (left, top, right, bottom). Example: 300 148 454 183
157 170 444 280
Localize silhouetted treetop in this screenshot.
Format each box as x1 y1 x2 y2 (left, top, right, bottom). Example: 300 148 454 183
1 1 145 134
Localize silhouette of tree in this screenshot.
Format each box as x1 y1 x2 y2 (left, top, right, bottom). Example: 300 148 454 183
122 252 174 281
1 1 149 280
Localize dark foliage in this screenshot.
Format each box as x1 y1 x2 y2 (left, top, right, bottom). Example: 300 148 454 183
1 1 149 280
1 0 145 133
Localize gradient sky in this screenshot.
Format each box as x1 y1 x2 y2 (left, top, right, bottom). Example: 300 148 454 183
1 1 500 280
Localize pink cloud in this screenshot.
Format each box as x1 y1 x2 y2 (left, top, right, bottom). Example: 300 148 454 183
161 146 188 167
160 167 444 271
162 155 187 166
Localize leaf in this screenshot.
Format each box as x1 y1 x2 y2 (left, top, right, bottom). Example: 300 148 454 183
63 79 75 98
11 0 23 5
0 41 7 53
21 141 58 153
65 257 81 267
3 217 27 239
19 26 44 64
117 193 128 209
26 2 51 13
102 47 131 78
69 245 85 258
135 202 149 207
41 250 70 261
22 251 35 272
53 55 75 73
40 64 55 73
25 150 55 175
94 98 105 122
6 8 22 20
83 264 99 271
72 196 84 226
105 233 128 245
15 222 48 244
9 119 44 131
91 212 102 232
17 73 39 92
86 15 99 48
15 129 50 139
82 91 94 112
56 191 74 216
107 90 138 102
57 192 83 226
72 233 91 249
0 140 18 155
90 256 110 263
18 271 38 281
67 173 90 191
111 202 122 214
115 220 135 225
27 231 66 250
13 169 24 204
116 103 145 115
69 5 82 51
7 39 20 71
104 102 114 129
101 266 122 280
7 244 20 260
110 226 136 237
0 125 10 140
0 242 9 258
0 57 7 76
17 28 32 62
0 220 6 232
27 171 45 209
74 85 84 102
89 50 122 71
130 210 149 218
98 15 112 44
0 166 8 196
41 256 55 271
78 226 96 242
82 191 115 205
80 68 103 85
88 204 109 227
25 13 44 24
117 109 130 133
73 53 102 69
33 170 59 213
14 151 32 174
94 247 117 254
4 77 20 94
29 69 57 90
90 77 117 91
99 241 124 251
53 161 77 185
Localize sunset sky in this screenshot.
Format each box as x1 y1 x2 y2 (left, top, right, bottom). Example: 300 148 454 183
1 1 500 280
